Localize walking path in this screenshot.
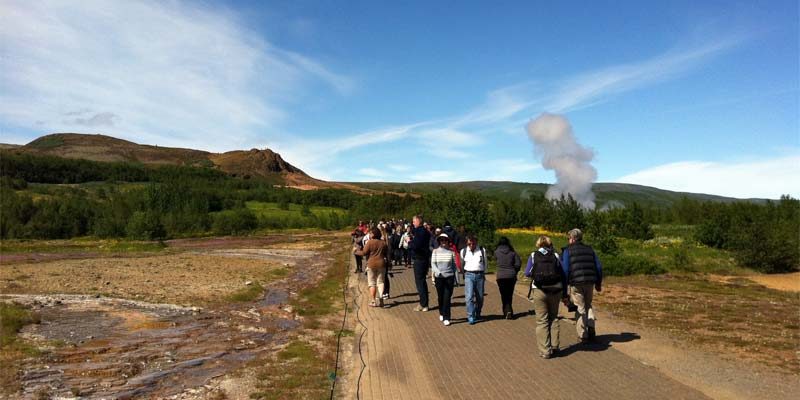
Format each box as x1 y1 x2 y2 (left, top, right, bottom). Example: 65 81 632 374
349 258 710 400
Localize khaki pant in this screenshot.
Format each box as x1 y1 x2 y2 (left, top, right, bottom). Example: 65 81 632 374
367 267 385 301
532 288 561 355
569 284 596 340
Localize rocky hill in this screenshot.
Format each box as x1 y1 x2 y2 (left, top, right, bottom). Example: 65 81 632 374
9 133 336 189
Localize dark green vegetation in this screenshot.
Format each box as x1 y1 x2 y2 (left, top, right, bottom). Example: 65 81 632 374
348 181 764 208
1 303 41 394
2 150 797 273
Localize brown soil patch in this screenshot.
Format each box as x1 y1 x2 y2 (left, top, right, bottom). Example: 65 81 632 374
0 253 286 306
597 274 800 374
747 272 800 292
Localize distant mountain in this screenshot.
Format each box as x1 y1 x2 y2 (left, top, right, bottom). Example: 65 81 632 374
3 133 765 206
8 133 343 189
344 181 767 207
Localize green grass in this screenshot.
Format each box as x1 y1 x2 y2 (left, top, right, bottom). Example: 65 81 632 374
226 282 265 302
246 201 346 219
1 303 41 395
0 303 39 347
495 226 745 275
0 238 167 254
250 340 333 400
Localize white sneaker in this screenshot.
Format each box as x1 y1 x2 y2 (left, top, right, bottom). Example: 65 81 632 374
443 320 451 326
439 315 444 321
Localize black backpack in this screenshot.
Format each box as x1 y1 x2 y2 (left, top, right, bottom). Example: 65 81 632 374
532 250 562 287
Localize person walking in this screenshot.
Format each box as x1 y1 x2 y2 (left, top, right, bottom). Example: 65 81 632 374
389 228 402 266
352 229 365 273
409 215 432 312
353 227 391 308
431 234 457 326
460 235 488 324
400 225 412 267
494 236 521 319
562 228 603 343
525 236 567 359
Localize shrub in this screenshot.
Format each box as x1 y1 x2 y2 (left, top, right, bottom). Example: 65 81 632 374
601 254 666 276
126 211 166 240
212 208 258 235
670 243 695 272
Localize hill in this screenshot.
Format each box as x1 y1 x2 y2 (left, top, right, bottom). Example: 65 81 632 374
4 133 765 207
343 181 765 208
10 133 339 189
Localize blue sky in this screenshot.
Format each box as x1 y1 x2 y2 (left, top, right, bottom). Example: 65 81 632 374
1 0 798 199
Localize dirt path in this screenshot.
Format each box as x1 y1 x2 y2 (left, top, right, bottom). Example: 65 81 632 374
349 256 710 399
746 272 800 292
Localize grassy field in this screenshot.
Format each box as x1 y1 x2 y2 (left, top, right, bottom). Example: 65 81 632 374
246 201 347 218
495 225 741 275
0 238 167 254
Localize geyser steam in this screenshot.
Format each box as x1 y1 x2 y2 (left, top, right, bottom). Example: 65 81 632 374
526 113 597 209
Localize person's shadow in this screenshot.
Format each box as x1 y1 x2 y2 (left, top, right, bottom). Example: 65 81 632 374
557 332 641 356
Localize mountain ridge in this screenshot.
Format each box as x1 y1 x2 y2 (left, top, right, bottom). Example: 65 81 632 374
2 133 768 205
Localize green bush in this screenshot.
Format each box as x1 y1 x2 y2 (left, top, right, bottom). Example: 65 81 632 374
601 254 666 276
670 243 695 272
126 211 166 240
212 208 258 235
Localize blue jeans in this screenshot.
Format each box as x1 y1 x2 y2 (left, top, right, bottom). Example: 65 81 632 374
464 271 485 320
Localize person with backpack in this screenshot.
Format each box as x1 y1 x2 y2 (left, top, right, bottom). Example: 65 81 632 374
431 234 458 326
562 228 603 343
494 236 521 319
525 235 567 359
461 235 488 325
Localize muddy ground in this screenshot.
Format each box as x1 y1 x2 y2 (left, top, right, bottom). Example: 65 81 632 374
0 233 349 399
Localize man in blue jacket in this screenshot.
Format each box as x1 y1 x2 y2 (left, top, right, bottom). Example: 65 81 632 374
561 228 603 343
409 215 431 311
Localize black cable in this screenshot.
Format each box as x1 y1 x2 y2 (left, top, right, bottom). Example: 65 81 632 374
329 250 351 399
353 262 368 400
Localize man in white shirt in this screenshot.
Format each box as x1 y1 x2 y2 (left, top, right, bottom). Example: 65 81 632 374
460 235 487 325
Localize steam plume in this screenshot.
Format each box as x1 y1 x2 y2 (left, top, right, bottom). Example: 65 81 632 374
526 113 597 209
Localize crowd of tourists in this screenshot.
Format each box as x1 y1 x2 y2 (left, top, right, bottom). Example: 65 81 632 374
351 215 602 359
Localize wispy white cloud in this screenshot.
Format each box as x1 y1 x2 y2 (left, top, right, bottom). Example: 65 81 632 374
615 155 800 199
298 36 743 180
546 39 743 113
0 0 350 151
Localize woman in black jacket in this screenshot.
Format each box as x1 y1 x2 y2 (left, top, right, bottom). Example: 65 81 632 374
494 236 521 319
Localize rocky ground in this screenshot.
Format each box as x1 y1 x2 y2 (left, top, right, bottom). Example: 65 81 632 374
0 233 348 399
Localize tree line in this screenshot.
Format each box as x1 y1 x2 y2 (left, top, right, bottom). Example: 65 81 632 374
1 151 797 273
